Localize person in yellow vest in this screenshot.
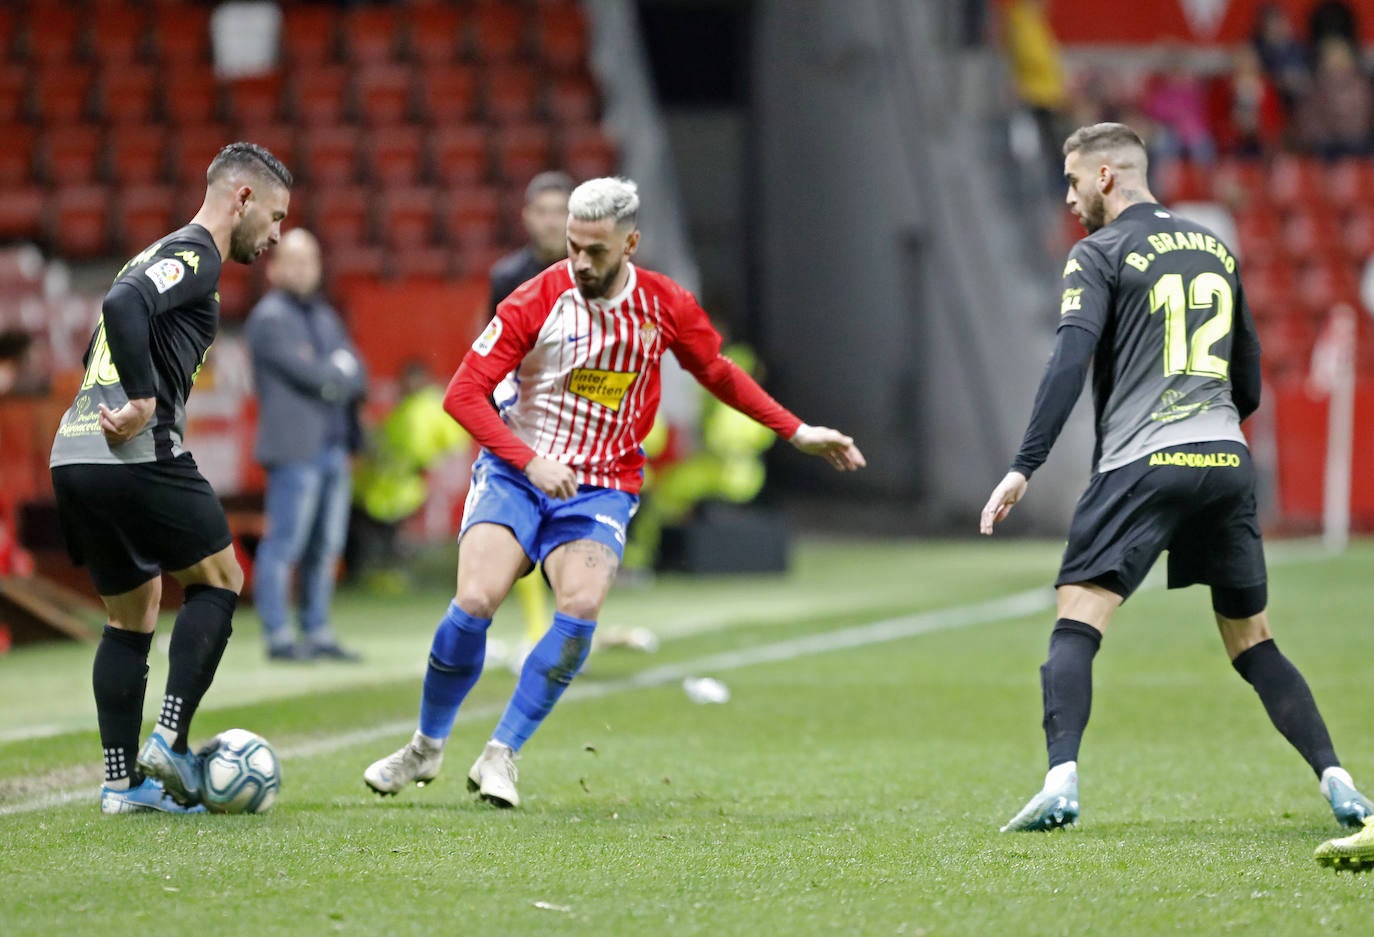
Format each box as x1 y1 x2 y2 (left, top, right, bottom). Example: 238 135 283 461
350 360 468 592
622 343 775 572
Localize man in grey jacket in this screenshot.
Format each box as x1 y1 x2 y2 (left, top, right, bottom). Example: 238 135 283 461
246 229 366 661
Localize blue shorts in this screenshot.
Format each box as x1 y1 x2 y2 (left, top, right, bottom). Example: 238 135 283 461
460 451 639 564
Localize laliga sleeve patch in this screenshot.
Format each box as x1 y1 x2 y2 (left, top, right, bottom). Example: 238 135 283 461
472 318 503 356
144 258 186 294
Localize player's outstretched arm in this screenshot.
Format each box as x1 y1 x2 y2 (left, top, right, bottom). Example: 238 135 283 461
979 471 1028 535
789 424 866 472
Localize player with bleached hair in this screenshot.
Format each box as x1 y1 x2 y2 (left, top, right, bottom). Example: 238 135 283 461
365 177 866 807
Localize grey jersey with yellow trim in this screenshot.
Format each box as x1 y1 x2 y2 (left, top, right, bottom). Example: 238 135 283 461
50 224 223 466
1059 202 1258 473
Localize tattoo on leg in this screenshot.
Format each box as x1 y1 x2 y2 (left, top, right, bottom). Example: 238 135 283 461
565 540 619 584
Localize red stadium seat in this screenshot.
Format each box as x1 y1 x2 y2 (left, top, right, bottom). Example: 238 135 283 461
354 64 413 127
483 65 541 124
1339 209 1374 265
534 2 590 71
214 260 261 320
0 123 34 185
377 186 439 251
299 126 360 185
223 75 285 126
561 124 617 179
1266 155 1321 213
455 242 507 280
22 6 84 64
150 4 212 66
98 65 161 124
0 8 17 62
492 123 554 186
281 5 339 67
0 66 25 123
89 8 147 66
363 126 426 186
106 125 171 185
1208 158 1266 210
112 185 177 257
309 187 371 249
233 123 298 178
439 186 503 247
324 243 387 293
0 185 43 242
170 123 235 183
1233 205 1281 269
430 125 490 186
32 66 95 124
388 246 453 282
547 71 599 123
342 7 398 65
415 64 480 124
48 185 113 258
292 67 351 126
41 126 104 184
404 5 463 65
469 5 528 62
1326 160 1374 214
1296 260 1361 318
1238 261 1294 322
160 65 220 126
1281 209 1341 265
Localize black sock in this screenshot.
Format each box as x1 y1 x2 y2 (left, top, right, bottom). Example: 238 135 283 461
159 585 236 752
93 625 153 786
1232 639 1339 778
1041 618 1102 769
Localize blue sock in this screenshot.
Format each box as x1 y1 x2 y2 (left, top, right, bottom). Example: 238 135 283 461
417 601 491 740
492 611 596 751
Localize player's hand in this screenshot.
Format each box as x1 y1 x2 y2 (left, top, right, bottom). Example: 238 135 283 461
979 471 1029 535
98 397 156 447
789 424 866 471
524 456 578 500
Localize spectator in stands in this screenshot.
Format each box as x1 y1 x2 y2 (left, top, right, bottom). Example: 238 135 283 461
1297 36 1374 159
348 359 469 593
1140 44 1216 164
1210 45 1286 157
246 228 367 662
1309 1 1360 57
1252 2 1310 115
997 0 1069 182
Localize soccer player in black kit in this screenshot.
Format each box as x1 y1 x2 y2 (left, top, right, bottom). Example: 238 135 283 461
49 143 291 814
979 123 1373 832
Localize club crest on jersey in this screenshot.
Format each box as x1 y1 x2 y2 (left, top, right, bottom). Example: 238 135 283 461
472 318 503 356
567 367 637 411
145 258 185 294
638 321 659 351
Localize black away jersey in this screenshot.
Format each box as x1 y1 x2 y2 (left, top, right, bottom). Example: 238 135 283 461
1059 202 1260 472
51 224 223 466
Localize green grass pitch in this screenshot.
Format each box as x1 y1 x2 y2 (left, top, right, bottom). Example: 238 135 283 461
1 538 1370 936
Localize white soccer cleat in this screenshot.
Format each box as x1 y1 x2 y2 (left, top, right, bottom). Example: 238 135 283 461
467 740 520 808
363 731 444 796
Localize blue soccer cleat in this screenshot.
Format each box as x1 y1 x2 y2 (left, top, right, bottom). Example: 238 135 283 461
136 734 205 807
1002 774 1080 832
100 777 207 815
1323 771 1374 829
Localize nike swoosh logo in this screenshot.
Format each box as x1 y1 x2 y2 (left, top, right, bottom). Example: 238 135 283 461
567 334 591 343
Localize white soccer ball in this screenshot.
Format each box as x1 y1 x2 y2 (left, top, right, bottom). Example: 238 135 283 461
199 728 281 814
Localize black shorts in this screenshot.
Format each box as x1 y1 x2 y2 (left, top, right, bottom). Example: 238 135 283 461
51 454 233 596
1056 441 1266 600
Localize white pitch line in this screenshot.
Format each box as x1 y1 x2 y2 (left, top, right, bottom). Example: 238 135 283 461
0 586 1055 817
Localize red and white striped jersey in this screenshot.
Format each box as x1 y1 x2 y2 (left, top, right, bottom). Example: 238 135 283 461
445 260 801 493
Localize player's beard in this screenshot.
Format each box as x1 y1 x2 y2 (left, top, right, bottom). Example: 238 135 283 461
575 260 621 299
228 222 262 264
1078 191 1107 234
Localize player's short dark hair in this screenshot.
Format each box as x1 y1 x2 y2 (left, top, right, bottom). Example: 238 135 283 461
1062 123 1147 158
207 142 293 189
524 170 574 204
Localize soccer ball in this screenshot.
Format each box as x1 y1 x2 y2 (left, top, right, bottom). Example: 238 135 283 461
198 728 281 814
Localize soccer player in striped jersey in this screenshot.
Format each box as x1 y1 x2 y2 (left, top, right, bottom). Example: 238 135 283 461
365 177 865 807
